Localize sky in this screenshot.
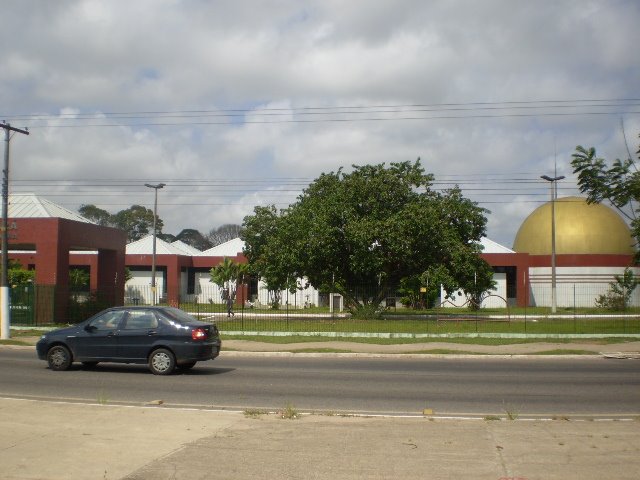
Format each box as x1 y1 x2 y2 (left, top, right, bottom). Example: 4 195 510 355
1 0 639 248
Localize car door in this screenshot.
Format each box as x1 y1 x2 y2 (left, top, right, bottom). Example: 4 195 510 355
74 310 126 360
117 310 161 361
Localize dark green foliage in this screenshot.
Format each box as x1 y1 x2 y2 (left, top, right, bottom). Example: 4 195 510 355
78 204 162 242
209 258 249 302
176 228 213 251
571 134 640 260
595 267 639 310
242 159 493 317
7 259 35 287
69 267 90 292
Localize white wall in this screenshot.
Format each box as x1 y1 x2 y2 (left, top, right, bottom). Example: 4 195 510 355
529 266 640 308
125 270 165 304
441 272 508 308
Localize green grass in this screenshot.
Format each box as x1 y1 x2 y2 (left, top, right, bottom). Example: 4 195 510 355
183 302 640 317
409 349 487 355
216 315 640 335
530 349 598 355
221 333 637 346
0 339 32 346
9 329 50 337
288 348 356 354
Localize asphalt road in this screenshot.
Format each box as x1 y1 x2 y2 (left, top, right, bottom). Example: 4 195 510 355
1 347 639 417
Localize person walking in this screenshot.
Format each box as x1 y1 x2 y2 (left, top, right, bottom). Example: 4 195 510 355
226 291 235 317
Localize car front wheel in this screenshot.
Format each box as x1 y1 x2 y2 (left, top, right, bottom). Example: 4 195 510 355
47 345 72 371
148 348 176 375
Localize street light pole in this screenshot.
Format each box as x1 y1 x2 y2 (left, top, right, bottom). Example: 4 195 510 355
1 123 29 340
145 183 165 305
541 174 565 314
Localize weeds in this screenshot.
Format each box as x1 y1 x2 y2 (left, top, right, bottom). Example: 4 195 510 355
244 408 269 418
503 403 520 421
484 415 502 421
96 390 109 405
278 402 300 420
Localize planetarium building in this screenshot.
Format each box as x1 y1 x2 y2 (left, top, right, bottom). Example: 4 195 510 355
513 196 638 307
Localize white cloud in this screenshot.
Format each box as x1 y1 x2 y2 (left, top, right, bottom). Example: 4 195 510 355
1 0 639 246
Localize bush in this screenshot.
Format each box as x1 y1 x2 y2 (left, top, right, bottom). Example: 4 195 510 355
595 268 638 311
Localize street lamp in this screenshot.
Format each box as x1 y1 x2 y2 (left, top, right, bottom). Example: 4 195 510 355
145 183 165 305
1 123 29 340
540 174 565 314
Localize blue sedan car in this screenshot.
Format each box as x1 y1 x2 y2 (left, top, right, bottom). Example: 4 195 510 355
36 306 221 375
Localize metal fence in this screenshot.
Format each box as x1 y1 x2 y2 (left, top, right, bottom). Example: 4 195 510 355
9 282 640 335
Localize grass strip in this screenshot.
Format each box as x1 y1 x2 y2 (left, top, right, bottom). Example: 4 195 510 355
221 334 636 346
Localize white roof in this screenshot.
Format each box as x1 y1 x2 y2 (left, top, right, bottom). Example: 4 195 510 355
126 235 190 255
480 237 515 254
127 235 512 257
200 237 245 257
197 236 514 257
9 193 92 223
171 240 202 255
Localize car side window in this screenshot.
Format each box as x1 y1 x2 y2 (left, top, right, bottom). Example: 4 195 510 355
124 311 159 330
89 311 125 331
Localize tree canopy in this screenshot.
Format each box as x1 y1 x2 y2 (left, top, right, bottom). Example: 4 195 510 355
176 229 213 251
241 159 493 314
209 257 249 301
79 204 164 242
207 224 242 246
571 132 640 258
78 204 235 248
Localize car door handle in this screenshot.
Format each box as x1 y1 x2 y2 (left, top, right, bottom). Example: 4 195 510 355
147 330 158 336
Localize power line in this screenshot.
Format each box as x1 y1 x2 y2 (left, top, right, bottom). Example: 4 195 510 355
5 98 640 118
4 98 639 128
18 110 640 128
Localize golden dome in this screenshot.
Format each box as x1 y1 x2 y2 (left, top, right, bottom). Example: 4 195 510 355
513 196 636 255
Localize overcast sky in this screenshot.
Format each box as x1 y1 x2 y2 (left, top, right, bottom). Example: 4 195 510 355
1 0 639 248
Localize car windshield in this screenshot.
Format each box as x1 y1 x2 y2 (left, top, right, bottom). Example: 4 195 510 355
161 307 201 325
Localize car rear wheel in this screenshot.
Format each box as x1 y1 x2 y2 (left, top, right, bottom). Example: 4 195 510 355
47 345 72 371
149 348 176 375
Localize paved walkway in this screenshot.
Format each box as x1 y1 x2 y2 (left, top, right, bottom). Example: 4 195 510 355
1 397 639 480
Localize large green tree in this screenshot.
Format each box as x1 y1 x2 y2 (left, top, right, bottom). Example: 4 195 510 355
571 133 640 258
242 160 494 315
113 205 160 242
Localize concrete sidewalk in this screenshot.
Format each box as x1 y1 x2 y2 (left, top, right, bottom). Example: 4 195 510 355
1 397 638 480
221 339 640 356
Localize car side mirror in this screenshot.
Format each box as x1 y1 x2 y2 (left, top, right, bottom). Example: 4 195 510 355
84 325 97 333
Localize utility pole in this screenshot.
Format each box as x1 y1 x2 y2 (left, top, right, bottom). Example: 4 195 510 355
1 122 29 339
541 174 565 314
145 183 165 306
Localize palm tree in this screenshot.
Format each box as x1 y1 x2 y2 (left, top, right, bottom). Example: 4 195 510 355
209 258 250 302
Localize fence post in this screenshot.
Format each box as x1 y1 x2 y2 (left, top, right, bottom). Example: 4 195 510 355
573 284 577 333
